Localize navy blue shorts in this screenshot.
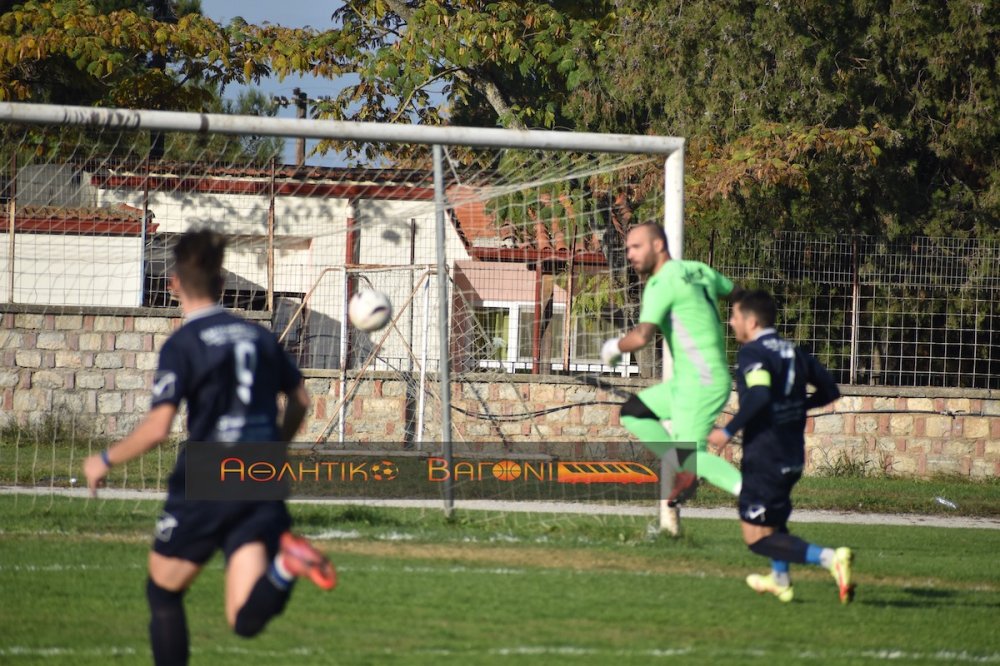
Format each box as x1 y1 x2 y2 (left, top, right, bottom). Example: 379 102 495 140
738 462 802 528
151 496 291 564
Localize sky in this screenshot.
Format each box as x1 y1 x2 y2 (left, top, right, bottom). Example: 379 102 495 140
198 0 344 165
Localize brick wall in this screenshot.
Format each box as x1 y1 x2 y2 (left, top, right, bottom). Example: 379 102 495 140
3 305 999 478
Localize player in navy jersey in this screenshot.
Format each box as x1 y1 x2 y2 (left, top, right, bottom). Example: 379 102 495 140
84 229 335 665
708 289 854 603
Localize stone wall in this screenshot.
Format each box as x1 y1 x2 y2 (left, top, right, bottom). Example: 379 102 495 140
3 305 999 478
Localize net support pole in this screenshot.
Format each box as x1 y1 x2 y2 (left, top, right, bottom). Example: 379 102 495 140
433 144 454 516
416 272 431 449
849 236 860 384
338 266 349 445
267 159 276 312
139 156 149 307
7 152 15 303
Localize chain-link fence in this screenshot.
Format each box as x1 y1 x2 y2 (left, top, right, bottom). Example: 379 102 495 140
704 230 1000 390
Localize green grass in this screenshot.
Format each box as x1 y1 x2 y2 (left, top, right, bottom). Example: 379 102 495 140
2 496 999 665
688 475 1000 517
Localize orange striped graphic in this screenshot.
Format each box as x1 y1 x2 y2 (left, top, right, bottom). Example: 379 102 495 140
556 461 658 484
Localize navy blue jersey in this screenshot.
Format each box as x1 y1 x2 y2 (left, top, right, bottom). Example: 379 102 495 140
151 306 302 444
733 331 839 469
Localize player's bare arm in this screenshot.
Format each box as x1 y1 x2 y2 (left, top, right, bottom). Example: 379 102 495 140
618 322 657 353
706 426 731 449
279 382 311 442
83 403 177 497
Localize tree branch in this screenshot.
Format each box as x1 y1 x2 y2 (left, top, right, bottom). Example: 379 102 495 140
453 68 526 130
390 66 461 123
382 0 526 130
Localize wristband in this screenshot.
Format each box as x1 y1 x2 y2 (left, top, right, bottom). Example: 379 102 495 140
100 449 112 468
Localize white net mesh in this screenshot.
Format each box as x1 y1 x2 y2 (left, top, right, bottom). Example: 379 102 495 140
0 110 675 513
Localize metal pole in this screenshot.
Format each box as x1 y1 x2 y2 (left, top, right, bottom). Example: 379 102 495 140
849 236 860 384
338 266 348 445
7 152 15 302
408 218 416 372
293 88 307 168
532 260 542 374
267 158 275 312
562 245 575 370
433 144 453 516
139 155 149 307
416 272 431 449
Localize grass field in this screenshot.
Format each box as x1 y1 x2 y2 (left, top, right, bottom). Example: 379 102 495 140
2 494 999 665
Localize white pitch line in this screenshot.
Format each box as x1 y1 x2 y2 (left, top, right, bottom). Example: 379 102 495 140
1 644 998 663
2 485 998 530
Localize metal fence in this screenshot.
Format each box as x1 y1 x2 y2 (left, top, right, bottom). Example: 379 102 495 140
704 230 1000 390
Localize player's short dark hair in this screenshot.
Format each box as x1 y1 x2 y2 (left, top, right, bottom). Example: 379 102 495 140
733 289 776 328
628 221 669 253
173 228 226 300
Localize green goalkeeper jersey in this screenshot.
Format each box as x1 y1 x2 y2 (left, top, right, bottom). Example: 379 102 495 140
639 260 733 388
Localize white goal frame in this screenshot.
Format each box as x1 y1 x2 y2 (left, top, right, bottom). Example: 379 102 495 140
0 101 686 515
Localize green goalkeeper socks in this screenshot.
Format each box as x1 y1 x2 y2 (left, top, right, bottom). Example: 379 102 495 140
685 451 742 497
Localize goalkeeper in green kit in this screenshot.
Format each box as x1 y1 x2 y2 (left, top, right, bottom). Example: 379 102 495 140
601 222 742 534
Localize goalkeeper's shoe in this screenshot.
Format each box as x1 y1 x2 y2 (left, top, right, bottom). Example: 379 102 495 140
280 532 337 591
828 547 855 604
666 471 699 506
746 572 794 603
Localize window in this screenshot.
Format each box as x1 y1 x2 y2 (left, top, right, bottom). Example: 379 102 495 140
472 306 511 363
517 305 564 363
471 300 637 375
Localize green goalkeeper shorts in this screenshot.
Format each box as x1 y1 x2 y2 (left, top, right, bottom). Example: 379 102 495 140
635 379 730 453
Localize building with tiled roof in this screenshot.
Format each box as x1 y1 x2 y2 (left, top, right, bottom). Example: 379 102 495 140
7 162 629 374
0 201 157 306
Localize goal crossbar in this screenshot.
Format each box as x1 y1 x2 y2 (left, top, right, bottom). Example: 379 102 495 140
0 102 684 156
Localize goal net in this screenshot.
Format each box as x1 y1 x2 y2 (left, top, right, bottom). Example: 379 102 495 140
0 102 686 525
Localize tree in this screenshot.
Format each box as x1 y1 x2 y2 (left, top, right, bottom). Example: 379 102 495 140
4 1 993 237
565 0 998 239
0 0 340 110
0 0 310 162
301 0 614 161
0 0 208 108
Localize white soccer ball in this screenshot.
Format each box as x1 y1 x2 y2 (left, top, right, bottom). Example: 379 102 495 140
348 289 392 331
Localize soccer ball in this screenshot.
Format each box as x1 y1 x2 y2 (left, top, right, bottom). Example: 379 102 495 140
370 460 398 481
348 289 392 331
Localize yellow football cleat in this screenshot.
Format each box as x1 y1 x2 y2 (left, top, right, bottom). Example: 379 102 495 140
746 572 794 603
829 547 855 604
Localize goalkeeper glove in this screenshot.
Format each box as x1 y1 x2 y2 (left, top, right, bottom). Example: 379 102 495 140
601 337 623 366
